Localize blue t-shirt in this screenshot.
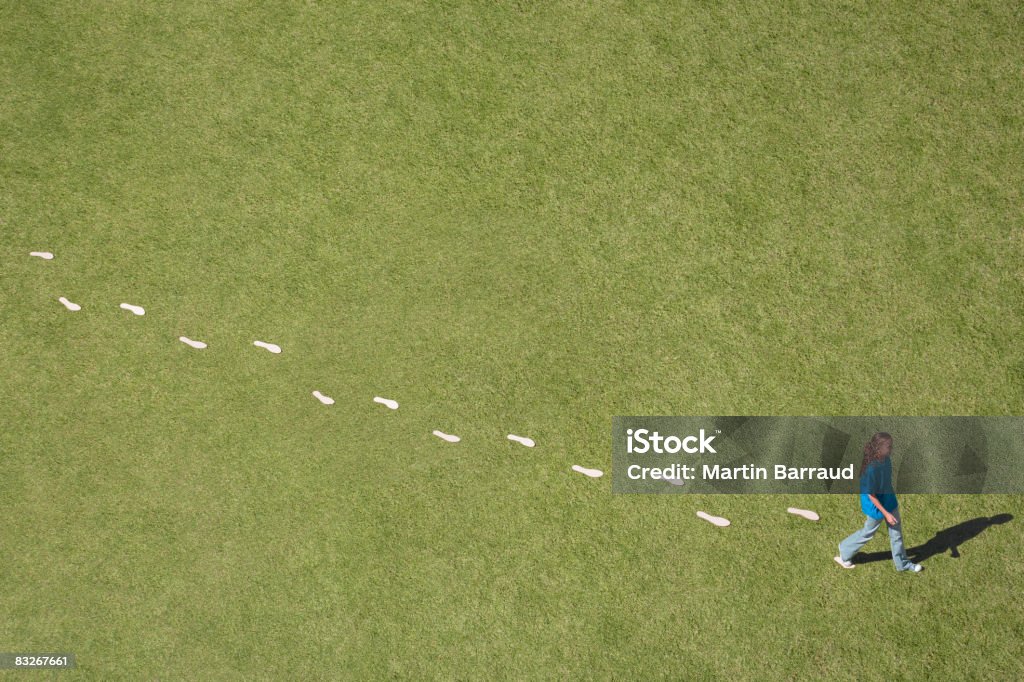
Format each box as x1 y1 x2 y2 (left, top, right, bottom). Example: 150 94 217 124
860 458 898 519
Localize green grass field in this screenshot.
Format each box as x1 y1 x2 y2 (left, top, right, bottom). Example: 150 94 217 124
2 1 1023 678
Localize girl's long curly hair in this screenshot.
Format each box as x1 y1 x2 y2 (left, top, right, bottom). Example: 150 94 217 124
861 432 893 474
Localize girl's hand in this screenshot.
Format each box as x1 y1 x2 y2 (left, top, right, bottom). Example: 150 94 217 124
883 511 898 526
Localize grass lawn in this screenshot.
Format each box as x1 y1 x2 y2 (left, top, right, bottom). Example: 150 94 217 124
2 1 1022 678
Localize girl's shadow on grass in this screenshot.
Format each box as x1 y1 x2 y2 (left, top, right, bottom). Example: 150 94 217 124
852 514 1013 565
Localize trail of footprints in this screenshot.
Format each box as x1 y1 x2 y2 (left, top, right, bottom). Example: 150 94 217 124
31 250 824 528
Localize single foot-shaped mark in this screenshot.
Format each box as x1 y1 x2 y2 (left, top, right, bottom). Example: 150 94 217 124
432 430 460 443
571 465 603 478
373 397 399 410
58 297 81 311
179 336 207 349
30 251 54 260
696 511 730 527
787 507 820 521
507 434 535 447
253 340 281 354
120 303 145 316
312 390 335 405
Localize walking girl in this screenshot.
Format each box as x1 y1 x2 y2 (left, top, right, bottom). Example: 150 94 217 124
834 432 923 572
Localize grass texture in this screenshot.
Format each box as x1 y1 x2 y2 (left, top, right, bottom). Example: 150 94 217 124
2 1 1022 679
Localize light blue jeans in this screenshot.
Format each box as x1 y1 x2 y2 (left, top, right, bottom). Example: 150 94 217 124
839 509 916 571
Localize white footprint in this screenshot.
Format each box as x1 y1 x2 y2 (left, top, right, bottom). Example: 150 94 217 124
432 430 461 443
30 251 54 260
312 390 335 405
696 511 731 527
787 507 820 521
373 397 399 410
119 303 145 316
667 477 686 486
179 336 207 349
58 296 81 311
253 340 281 354
571 465 603 478
507 434 535 448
